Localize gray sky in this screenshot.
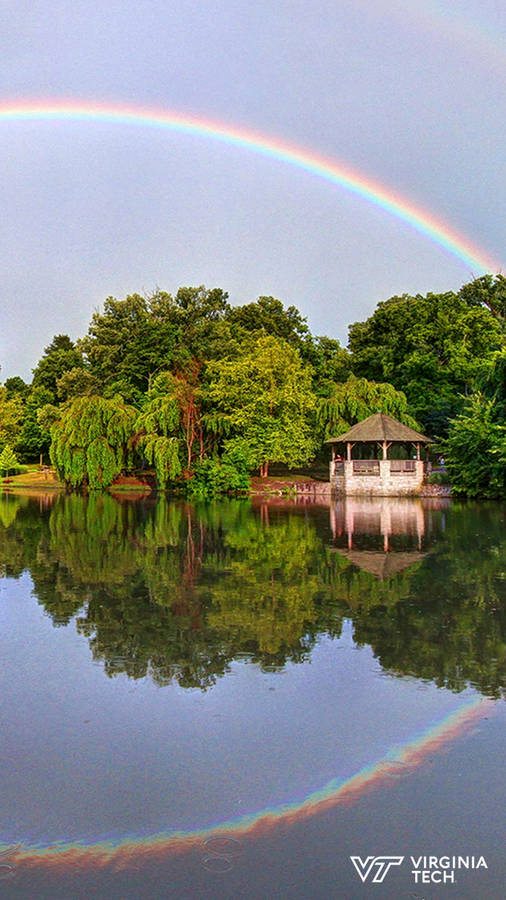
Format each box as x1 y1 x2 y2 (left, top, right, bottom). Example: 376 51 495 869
1 0 504 380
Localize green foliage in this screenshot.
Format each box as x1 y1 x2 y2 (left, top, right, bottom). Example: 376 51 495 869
348 284 503 435
188 445 250 496
305 335 352 395
225 295 310 348
36 403 61 433
56 367 100 401
32 334 83 398
50 395 137 489
224 296 351 391
4 376 29 399
137 380 180 435
318 374 419 438
8 274 506 492
79 293 175 398
0 386 24 451
207 334 317 476
80 287 232 399
427 470 451 486
444 394 506 498
135 373 184 487
0 444 19 475
459 274 506 331
141 434 181 489
15 386 54 460
478 346 506 417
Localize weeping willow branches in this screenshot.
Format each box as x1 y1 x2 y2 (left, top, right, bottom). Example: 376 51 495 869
50 395 137 489
318 375 419 438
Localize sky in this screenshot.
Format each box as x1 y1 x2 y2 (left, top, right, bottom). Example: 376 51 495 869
1 0 505 380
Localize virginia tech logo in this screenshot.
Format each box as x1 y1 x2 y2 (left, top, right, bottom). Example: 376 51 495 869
350 856 405 883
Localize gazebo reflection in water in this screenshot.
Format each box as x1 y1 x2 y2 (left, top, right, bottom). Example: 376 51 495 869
329 496 450 578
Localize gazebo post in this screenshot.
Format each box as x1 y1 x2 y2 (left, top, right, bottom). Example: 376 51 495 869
346 442 352 461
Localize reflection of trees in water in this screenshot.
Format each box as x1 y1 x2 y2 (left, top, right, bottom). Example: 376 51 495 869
0 493 44 578
334 503 506 698
0 493 504 697
207 514 341 662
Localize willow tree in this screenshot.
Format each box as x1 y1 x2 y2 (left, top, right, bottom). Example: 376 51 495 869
50 395 137 489
135 373 183 488
318 374 419 439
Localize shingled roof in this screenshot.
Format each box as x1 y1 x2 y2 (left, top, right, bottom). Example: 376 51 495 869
325 412 434 444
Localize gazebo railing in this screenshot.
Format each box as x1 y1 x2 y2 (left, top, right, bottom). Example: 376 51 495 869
390 460 416 474
352 459 380 476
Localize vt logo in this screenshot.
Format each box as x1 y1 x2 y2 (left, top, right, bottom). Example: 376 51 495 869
350 856 404 883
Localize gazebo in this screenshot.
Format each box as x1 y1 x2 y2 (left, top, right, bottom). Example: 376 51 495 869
326 413 434 496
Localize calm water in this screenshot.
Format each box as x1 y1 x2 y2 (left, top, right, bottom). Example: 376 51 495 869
0 492 504 899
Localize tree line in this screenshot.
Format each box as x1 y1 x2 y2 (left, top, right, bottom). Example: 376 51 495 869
1 274 505 496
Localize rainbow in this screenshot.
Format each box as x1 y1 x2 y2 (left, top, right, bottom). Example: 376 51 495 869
370 0 505 73
0 99 501 274
1 695 494 874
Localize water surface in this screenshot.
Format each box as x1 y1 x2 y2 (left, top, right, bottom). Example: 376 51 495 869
0 493 504 898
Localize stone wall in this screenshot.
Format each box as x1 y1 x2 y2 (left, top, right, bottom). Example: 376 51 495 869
330 460 425 496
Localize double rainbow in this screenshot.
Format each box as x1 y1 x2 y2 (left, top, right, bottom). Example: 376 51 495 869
0 99 501 274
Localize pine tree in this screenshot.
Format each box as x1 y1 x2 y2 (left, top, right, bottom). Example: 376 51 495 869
0 445 19 477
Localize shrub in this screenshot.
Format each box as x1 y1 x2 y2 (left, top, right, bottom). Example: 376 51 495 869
444 394 506 498
188 447 250 497
427 470 451 486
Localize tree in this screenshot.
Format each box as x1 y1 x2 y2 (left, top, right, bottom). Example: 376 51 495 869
348 288 503 436
32 334 83 398
168 285 232 365
79 293 175 401
4 376 29 399
36 403 61 434
305 335 351 396
0 445 19 476
318 374 419 438
459 274 506 332
225 296 352 389
50 395 137 489
79 287 232 402
56 367 100 401
15 386 54 460
444 394 506 498
225 295 310 348
0 386 23 451
478 347 506 418
134 373 183 488
207 335 317 477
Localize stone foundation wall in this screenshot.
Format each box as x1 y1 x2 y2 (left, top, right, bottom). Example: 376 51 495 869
330 460 424 496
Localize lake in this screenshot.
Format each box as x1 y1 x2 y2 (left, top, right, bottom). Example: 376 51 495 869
0 492 504 898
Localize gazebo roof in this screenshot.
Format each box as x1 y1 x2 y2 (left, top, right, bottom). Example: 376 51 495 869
325 413 434 444
333 548 428 578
